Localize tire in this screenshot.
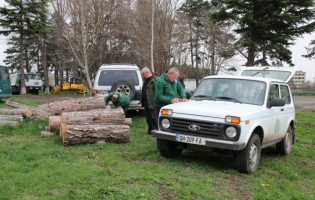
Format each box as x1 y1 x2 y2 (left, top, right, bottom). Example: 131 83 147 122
33 90 39 95
276 126 292 155
159 139 182 158
237 133 261 174
111 79 136 101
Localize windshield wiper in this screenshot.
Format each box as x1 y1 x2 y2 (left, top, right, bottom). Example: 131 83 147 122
215 96 242 103
252 67 269 77
193 95 215 100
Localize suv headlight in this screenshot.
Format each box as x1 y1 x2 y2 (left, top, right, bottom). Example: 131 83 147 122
226 126 237 138
225 116 240 124
161 118 170 129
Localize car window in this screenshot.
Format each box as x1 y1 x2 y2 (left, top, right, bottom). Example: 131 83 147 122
2 69 9 80
280 85 291 104
98 70 139 86
268 84 279 101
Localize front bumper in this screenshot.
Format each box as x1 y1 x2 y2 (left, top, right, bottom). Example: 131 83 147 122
152 130 245 151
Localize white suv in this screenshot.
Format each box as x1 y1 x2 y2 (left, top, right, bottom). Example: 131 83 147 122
92 64 143 110
152 67 296 174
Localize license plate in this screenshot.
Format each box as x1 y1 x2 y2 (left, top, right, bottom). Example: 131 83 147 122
175 134 206 145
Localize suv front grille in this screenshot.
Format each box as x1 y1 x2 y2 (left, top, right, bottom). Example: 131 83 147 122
160 117 240 140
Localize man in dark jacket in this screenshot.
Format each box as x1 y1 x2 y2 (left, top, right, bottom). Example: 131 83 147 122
105 91 130 116
154 67 188 150
141 67 158 135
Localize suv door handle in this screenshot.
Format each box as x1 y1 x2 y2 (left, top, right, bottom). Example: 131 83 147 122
281 109 284 111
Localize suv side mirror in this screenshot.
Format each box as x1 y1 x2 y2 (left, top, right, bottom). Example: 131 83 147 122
267 98 285 108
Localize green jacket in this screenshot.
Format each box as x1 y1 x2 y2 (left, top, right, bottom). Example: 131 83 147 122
142 74 157 110
105 92 130 108
154 70 186 107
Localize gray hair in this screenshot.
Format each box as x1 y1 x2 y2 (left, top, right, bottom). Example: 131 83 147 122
168 67 179 74
141 67 151 73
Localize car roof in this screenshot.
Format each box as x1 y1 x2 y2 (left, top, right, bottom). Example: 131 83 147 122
202 75 287 84
99 64 139 70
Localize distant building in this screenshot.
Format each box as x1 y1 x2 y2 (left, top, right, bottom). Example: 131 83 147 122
290 71 306 88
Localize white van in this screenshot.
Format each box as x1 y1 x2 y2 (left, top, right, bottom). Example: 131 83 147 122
92 64 143 110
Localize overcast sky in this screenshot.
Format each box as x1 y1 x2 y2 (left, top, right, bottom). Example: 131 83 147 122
0 0 314 82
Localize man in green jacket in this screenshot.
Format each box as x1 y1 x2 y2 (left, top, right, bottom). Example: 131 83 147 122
154 67 188 150
105 91 130 116
141 67 157 135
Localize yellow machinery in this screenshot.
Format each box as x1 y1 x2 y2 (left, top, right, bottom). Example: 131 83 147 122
51 77 89 94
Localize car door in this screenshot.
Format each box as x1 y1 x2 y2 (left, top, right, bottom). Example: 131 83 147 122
0 67 11 96
279 84 295 131
264 83 287 142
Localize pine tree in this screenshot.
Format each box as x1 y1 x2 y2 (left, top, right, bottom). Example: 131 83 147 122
211 0 315 66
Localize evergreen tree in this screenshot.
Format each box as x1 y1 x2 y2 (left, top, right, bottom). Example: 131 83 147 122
211 0 315 66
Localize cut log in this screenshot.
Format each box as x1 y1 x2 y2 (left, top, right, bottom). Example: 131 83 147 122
60 108 125 127
62 124 130 146
0 114 23 121
40 131 55 137
34 103 49 112
0 121 19 128
124 118 132 126
48 116 60 133
5 100 49 119
48 97 105 116
0 108 32 118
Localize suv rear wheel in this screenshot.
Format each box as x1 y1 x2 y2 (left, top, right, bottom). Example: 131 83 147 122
276 126 292 155
111 79 136 100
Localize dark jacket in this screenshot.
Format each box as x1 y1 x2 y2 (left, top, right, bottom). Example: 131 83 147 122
105 92 130 108
154 70 186 107
142 74 157 110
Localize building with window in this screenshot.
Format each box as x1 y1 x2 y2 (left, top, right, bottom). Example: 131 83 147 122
290 71 306 88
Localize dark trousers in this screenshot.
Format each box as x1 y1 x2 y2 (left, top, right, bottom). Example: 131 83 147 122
122 105 129 117
155 105 163 150
144 101 158 134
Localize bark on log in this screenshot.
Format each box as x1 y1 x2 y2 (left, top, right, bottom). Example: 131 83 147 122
60 108 125 126
0 114 23 121
0 108 32 118
35 103 49 112
124 118 132 126
48 116 60 133
62 124 130 146
40 131 55 137
0 121 19 128
5 100 49 119
48 97 105 116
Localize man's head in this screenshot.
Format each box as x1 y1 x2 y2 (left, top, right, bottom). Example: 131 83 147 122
111 94 119 102
166 67 179 82
141 67 152 79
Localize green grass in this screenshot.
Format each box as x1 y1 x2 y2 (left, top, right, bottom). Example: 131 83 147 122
0 106 314 199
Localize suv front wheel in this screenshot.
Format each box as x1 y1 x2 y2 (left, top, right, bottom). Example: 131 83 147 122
111 79 136 100
236 133 261 174
159 139 182 158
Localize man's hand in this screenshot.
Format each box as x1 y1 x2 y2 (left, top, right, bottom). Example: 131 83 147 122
181 98 188 102
171 98 180 103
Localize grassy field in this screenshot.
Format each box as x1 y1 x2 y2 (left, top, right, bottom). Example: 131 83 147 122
0 99 314 200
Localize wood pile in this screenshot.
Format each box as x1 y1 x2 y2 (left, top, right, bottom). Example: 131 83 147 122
2 98 132 146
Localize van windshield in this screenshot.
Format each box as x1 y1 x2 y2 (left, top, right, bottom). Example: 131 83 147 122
98 70 139 86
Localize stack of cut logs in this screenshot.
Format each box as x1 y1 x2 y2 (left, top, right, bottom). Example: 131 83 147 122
3 97 132 146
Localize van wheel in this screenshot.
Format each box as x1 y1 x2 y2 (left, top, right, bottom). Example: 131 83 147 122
159 139 182 158
111 79 136 101
236 133 261 174
276 126 292 155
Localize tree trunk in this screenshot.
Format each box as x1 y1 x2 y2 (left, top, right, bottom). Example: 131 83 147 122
246 44 256 66
0 121 19 128
61 124 130 146
0 108 32 118
40 131 55 137
49 116 61 133
60 108 125 126
34 103 49 112
48 97 105 115
0 115 23 121
5 100 49 119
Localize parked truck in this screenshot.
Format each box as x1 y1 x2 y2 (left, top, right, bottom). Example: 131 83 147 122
10 72 43 95
0 65 12 99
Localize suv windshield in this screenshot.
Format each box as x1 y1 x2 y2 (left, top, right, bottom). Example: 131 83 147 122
98 70 139 86
192 78 266 105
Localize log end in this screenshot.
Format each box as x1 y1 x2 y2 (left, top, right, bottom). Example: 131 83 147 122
25 109 33 118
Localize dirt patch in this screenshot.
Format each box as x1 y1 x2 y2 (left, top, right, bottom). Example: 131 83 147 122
293 96 315 111
218 174 252 200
